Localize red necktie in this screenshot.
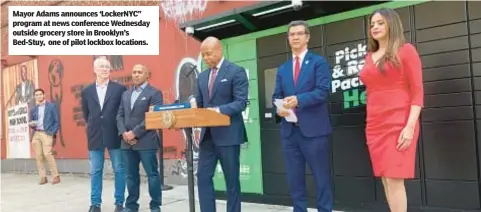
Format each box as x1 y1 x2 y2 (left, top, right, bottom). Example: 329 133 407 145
208 67 218 97
294 56 300 84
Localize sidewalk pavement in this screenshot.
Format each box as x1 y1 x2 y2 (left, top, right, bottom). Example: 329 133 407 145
1 173 337 212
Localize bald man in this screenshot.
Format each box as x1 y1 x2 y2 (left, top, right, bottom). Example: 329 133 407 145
195 37 249 212
81 57 127 212
117 64 163 212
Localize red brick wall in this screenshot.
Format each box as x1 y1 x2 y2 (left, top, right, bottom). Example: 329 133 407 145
1 0 258 159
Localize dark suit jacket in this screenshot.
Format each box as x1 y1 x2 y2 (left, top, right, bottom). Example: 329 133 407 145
195 59 249 146
272 51 332 138
30 101 59 136
81 81 127 150
116 83 163 150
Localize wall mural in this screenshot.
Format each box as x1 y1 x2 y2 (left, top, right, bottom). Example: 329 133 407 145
48 56 128 151
158 0 210 181
1 0 262 182
160 0 208 23
169 55 202 180
41 54 187 160
47 59 65 148
2 59 39 158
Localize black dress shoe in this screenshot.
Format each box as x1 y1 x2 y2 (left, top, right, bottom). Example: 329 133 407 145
114 205 124 212
89 205 101 212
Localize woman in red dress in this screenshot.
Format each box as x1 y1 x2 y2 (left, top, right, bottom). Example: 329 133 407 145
359 8 424 212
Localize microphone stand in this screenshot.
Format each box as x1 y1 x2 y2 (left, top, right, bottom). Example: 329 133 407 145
159 130 174 190
159 61 197 192
182 28 198 212
185 64 198 212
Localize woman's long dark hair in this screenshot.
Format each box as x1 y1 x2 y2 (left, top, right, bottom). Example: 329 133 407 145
367 8 406 72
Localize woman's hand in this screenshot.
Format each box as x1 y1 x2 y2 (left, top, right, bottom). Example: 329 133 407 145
397 126 414 151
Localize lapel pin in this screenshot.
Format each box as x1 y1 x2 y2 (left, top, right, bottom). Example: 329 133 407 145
305 61 309 64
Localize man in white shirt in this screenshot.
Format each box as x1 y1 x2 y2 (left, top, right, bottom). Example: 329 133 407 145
81 58 127 212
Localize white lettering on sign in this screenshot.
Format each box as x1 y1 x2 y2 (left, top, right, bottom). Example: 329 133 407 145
6 103 31 158
331 43 367 93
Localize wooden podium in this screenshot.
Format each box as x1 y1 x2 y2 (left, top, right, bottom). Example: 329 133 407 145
145 107 230 130
144 105 230 212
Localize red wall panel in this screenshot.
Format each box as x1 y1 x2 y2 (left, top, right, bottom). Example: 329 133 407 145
1 0 258 159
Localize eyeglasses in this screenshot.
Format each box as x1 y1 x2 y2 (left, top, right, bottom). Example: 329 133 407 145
288 31 308 37
98 65 110 69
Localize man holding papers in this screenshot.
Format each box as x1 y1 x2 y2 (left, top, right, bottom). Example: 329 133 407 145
272 20 333 212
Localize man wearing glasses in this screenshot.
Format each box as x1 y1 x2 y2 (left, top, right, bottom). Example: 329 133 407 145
272 20 334 212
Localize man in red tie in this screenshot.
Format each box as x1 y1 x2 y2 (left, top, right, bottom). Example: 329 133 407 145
195 36 249 212
272 20 334 212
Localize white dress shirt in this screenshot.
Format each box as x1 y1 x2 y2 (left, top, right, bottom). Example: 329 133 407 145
96 80 109 110
292 49 308 76
209 57 225 85
208 57 225 113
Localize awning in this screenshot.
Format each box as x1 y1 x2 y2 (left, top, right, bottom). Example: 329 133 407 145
179 0 388 41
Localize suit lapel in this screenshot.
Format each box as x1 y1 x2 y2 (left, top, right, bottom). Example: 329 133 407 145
43 103 49 126
102 82 113 110
210 60 228 100
32 105 39 121
131 85 149 113
295 52 311 90
286 59 295 92
126 88 133 115
202 71 210 103
91 85 101 108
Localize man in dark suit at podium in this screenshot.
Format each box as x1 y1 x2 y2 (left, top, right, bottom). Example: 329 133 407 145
195 36 249 212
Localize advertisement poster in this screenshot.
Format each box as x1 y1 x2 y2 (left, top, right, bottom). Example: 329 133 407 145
6 103 30 158
0 66 2 140
2 59 39 158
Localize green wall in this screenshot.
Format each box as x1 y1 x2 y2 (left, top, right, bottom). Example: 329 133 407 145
214 0 428 195
211 39 264 194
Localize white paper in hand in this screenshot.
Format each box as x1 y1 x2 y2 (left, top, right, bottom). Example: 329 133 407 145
274 99 298 123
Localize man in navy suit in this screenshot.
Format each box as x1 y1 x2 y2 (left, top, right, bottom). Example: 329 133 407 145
29 88 60 185
81 57 127 212
117 64 163 212
195 36 249 212
272 20 333 212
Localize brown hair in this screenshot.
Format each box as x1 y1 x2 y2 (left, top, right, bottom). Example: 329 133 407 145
34 88 44 95
367 8 405 72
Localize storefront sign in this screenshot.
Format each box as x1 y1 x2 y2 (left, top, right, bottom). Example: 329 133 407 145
331 43 367 109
